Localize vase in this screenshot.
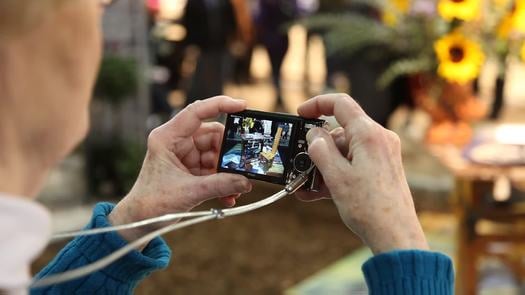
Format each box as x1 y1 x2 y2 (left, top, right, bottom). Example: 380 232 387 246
409 74 487 146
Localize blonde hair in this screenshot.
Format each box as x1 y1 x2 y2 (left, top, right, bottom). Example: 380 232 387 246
0 0 66 39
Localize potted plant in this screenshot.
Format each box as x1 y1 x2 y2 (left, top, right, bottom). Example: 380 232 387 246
86 55 143 197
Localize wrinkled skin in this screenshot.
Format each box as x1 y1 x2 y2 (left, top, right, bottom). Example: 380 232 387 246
109 96 252 242
295 94 428 254
110 94 427 255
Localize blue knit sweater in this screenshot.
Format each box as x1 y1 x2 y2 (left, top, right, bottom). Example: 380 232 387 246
32 203 454 294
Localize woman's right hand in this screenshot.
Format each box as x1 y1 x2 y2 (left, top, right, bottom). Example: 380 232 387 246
295 94 429 255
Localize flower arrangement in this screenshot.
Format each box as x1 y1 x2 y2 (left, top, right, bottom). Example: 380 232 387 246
307 0 524 86
305 0 525 144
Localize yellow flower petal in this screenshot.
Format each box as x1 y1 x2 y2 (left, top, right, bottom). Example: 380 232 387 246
513 0 525 33
438 0 480 21
434 32 485 84
391 0 411 12
502 0 525 35
497 15 513 39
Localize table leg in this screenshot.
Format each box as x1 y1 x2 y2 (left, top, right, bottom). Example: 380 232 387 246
454 178 477 295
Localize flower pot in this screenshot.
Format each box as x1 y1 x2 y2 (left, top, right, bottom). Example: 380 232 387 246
409 74 486 146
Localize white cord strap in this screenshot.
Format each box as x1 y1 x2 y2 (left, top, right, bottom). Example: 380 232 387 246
50 211 213 241
30 169 312 289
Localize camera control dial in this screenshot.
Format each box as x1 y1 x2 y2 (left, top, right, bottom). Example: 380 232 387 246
293 152 313 172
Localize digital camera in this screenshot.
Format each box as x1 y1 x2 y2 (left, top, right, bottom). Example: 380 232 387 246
217 110 326 191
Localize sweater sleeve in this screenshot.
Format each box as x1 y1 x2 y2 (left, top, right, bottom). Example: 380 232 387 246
31 202 172 294
362 250 454 295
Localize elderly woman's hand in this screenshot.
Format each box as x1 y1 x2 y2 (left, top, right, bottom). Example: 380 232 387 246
109 96 252 242
295 94 428 255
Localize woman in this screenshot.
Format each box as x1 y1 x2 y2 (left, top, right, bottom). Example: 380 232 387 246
0 0 453 294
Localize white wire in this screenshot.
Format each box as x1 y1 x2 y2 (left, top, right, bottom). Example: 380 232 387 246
51 211 213 240
50 192 289 241
30 170 311 289
31 215 216 288
221 190 288 217
50 166 312 241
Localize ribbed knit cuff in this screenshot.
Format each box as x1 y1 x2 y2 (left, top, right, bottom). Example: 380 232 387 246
74 202 171 284
362 250 454 295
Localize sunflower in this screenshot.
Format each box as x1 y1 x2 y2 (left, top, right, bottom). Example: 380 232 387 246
437 0 480 21
512 0 525 33
391 0 411 12
499 0 525 38
497 14 513 38
434 32 485 84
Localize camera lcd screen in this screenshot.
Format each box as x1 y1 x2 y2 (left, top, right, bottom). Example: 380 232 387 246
219 112 296 184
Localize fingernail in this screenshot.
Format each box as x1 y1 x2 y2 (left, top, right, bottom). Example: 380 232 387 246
227 198 236 208
306 128 322 144
244 181 252 193
236 177 252 193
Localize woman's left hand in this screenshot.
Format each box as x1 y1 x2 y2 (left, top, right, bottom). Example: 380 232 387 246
109 96 253 242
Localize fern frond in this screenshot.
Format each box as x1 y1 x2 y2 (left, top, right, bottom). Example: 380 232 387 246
377 58 434 88
303 13 395 57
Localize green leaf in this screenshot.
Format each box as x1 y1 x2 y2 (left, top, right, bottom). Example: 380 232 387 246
378 58 434 88
95 55 139 106
303 13 394 57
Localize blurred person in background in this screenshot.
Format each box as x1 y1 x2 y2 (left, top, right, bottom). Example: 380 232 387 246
0 1 454 294
254 0 299 110
182 0 237 106
230 0 256 85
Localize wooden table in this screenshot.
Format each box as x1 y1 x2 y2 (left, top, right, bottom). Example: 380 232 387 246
428 145 525 295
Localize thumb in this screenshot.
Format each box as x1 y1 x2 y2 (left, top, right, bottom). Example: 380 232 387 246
191 173 252 203
306 128 350 179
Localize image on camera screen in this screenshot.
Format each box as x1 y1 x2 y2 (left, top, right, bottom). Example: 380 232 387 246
220 115 294 178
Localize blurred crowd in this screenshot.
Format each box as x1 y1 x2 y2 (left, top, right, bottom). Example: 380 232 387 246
147 0 340 117
147 0 415 128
